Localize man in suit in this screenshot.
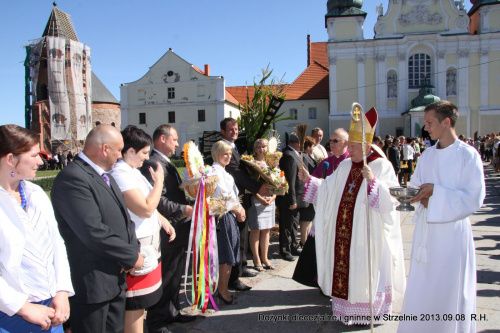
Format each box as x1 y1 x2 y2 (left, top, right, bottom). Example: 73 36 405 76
278 133 305 261
140 124 196 333
52 125 143 333
388 138 401 177
219 117 271 291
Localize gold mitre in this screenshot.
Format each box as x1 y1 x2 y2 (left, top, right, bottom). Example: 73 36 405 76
349 104 378 144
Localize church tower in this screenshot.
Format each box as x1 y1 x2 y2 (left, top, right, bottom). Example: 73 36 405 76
325 0 367 42
468 0 500 34
25 3 120 154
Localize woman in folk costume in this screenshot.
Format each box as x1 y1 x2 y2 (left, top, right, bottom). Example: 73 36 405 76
299 107 406 325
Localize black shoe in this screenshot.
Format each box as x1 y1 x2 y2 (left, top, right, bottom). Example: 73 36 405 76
291 248 302 255
152 327 173 333
173 313 197 324
242 269 258 278
229 279 252 291
215 292 236 305
281 253 296 261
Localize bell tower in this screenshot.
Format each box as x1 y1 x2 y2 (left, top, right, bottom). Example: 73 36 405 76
325 0 367 42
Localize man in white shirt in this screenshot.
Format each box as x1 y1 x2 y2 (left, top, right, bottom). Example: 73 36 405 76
311 127 328 163
402 138 415 186
399 101 485 333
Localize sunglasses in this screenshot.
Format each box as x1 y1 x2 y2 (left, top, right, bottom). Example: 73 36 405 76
330 139 344 143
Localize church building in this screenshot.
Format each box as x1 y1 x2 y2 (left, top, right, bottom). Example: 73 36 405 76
325 0 500 138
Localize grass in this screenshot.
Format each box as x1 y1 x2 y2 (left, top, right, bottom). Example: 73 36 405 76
33 168 185 198
35 169 60 178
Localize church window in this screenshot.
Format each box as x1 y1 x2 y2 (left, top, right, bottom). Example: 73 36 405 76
138 89 145 101
168 111 175 123
308 107 317 119
408 54 431 88
290 108 298 120
168 87 175 99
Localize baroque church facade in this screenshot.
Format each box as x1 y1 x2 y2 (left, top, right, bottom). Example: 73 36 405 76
326 0 500 138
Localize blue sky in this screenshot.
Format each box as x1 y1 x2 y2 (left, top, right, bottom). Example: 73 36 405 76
1 0 472 127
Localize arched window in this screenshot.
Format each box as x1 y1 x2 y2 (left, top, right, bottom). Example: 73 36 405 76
408 54 431 88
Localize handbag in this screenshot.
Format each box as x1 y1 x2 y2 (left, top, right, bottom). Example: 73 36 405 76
130 243 158 276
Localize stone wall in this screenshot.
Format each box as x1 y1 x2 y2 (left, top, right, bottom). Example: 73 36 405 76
92 103 121 128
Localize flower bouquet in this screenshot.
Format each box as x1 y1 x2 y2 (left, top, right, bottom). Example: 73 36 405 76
179 142 218 198
240 155 289 196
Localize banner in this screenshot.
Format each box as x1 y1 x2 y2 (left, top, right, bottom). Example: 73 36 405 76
47 36 71 140
84 45 93 129
70 40 90 140
28 38 45 102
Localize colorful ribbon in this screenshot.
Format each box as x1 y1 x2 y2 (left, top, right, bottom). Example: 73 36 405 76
183 167 219 313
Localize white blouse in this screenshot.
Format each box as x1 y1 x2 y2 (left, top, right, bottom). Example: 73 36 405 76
0 181 74 316
212 162 243 213
110 159 161 239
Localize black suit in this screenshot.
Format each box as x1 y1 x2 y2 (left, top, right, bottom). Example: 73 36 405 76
278 146 305 255
140 150 193 329
388 145 401 176
223 143 262 282
52 155 140 333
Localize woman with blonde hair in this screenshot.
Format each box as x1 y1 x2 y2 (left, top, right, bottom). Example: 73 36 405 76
247 138 277 271
211 141 246 305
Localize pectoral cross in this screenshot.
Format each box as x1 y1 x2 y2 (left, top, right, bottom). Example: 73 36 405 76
348 182 356 193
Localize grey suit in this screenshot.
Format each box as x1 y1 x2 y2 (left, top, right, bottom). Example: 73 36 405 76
52 155 140 333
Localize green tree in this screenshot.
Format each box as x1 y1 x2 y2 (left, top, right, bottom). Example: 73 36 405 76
238 65 292 154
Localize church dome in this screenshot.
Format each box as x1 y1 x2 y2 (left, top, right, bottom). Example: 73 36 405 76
411 85 440 108
326 0 366 17
327 0 363 13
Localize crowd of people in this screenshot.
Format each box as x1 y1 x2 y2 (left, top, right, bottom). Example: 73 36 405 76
0 99 489 333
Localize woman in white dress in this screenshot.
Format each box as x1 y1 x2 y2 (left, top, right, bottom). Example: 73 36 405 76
247 139 276 271
211 141 246 305
0 124 73 333
110 125 175 333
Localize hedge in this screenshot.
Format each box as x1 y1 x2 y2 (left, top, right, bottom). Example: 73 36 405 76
31 177 56 192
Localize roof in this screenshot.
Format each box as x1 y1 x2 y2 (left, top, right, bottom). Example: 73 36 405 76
225 89 240 106
282 61 329 100
225 84 291 105
92 72 119 104
469 0 500 16
225 86 255 105
42 6 78 41
309 42 328 67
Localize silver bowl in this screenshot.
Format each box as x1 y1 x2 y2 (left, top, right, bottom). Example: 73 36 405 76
389 186 420 211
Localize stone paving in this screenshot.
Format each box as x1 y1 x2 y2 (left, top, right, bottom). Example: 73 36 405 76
164 162 500 333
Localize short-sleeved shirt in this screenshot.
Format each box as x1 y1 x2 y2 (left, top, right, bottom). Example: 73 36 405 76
110 159 161 239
